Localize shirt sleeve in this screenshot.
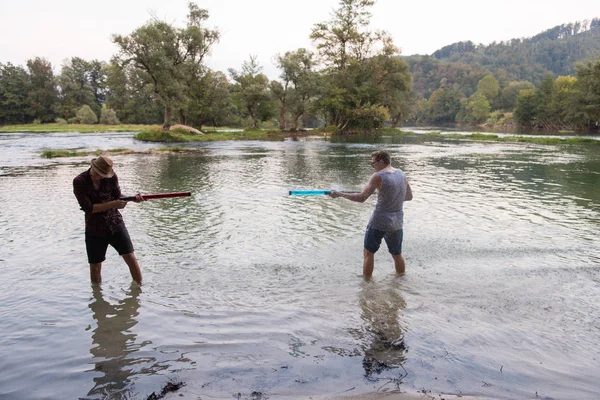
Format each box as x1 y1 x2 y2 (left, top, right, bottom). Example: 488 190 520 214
73 176 93 213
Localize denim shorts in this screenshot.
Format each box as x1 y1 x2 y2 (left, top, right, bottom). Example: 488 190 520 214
364 226 403 255
85 225 134 264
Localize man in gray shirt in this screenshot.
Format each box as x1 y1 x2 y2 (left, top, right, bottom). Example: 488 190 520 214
330 150 412 277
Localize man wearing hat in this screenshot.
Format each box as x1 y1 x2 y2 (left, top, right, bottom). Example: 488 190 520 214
73 154 145 284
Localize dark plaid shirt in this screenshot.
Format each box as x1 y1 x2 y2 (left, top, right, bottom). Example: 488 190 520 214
73 168 125 236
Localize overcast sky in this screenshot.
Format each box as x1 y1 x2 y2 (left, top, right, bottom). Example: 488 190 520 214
1 0 599 79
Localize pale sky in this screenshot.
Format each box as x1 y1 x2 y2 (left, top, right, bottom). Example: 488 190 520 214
1 0 599 79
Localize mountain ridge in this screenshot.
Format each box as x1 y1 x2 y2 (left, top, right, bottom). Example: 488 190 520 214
403 17 600 99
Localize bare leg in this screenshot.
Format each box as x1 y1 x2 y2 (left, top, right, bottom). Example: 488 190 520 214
122 253 142 284
363 249 375 278
90 263 102 283
392 254 405 274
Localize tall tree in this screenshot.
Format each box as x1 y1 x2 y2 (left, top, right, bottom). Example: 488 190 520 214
575 57 600 128
549 75 580 128
421 86 463 124
56 57 98 119
187 69 232 128
269 80 288 130
365 55 412 126
0 63 32 124
514 89 538 127
229 56 270 129
457 92 490 124
112 2 219 129
310 0 377 71
105 61 163 124
274 48 319 130
310 0 410 131
476 75 499 105
87 60 108 107
26 57 58 122
534 74 556 128
499 81 534 111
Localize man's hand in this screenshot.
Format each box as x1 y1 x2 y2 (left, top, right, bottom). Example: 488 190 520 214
133 193 145 203
329 190 341 198
113 200 128 209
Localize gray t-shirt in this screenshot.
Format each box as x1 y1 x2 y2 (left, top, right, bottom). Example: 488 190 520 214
367 169 407 231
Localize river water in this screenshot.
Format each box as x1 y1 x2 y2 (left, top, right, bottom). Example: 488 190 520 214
0 131 599 400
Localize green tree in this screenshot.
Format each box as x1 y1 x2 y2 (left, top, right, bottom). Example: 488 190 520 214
104 61 163 124
56 57 98 119
458 92 490 124
575 57 600 128
499 81 534 111
534 74 555 128
88 60 108 107
187 69 232 128
26 57 58 122
476 75 499 105
365 55 412 126
0 63 32 124
269 80 288 130
549 75 581 128
112 2 219 129
310 0 409 131
229 56 270 129
514 89 537 126
99 105 120 125
274 48 319 130
72 104 98 124
422 86 463 123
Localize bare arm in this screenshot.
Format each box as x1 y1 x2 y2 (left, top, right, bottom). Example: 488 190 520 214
405 179 413 201
92 200 127 213
330 173 381 203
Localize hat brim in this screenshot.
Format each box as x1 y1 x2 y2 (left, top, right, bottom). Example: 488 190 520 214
90 158 114 178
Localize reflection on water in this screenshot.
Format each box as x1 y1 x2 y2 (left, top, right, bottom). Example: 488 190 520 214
87 285 145 399
357 279 407 381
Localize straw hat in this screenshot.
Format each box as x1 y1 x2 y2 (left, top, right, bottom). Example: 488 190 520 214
90 155 114 178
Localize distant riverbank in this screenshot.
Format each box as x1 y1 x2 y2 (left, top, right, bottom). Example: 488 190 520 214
2 123 599 147
0 123 152 133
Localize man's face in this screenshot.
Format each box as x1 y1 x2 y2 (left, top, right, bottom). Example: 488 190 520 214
371 157 381 169
90 169 102 180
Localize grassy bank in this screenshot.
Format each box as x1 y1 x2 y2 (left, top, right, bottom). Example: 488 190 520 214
380 129 599 145
40 146 206 158
11 123 598 147
0 123 153 133
41 148 133 158
134 127 285 142
441 132 600 145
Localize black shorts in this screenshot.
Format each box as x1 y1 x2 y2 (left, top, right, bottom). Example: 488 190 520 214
85 225 134 264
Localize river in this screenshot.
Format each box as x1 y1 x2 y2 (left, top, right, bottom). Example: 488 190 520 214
0 130 599 399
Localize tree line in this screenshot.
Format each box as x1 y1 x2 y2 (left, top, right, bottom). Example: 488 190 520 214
406 59 600 131
0 1 599 132
405 19 600 130
0 0 411 133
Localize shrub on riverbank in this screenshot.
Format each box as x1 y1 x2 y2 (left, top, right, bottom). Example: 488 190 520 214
135 127 284 142
41 150 88 158
41 148 133 158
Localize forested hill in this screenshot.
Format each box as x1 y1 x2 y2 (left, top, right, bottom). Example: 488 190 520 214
405 18 600 99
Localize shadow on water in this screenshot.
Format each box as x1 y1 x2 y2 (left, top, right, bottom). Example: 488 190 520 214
86 284 146 399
